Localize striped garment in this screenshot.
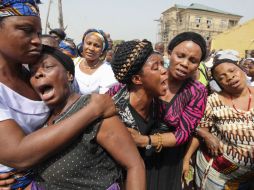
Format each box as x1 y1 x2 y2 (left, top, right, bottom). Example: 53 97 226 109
157 79 208 145
196 92 254 190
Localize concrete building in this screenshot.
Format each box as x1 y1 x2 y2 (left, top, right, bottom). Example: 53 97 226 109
157 3 242 46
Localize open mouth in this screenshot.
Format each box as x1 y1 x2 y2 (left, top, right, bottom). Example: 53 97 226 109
161 77 168 90
229 80 240 88
176 68 187 77
38 84 55 101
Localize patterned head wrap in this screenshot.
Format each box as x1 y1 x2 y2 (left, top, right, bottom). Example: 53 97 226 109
211 49 241 79
82 28 108 53
111 39 154 84
59 40 77 58
0 0 39 17
168 32 207 61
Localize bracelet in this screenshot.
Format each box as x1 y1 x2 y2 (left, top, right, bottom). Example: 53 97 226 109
145 135 152 150
155 133 163 152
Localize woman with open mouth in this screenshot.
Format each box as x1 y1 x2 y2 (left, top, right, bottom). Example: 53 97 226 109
28 45 145 190
107 39 168 189
184 50 254 190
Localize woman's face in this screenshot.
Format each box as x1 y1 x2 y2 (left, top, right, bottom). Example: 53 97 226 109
29 54 73 108
137 53 168 97
168 41 202 81
0 16 42 64
213 62 247 93
243 59 254 77
82 33 103 62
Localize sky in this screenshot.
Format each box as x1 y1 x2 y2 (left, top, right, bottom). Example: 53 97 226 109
38 0 254 44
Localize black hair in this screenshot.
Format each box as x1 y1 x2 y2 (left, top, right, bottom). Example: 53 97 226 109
168 32 207 61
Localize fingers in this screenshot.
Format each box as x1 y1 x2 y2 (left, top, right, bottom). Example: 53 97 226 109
0 178 15 186
0 187 11 190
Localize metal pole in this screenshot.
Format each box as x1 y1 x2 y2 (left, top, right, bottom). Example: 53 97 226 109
44 0 52 34
58 0 64 30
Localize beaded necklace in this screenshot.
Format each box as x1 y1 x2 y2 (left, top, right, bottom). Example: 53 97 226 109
230 87 252 114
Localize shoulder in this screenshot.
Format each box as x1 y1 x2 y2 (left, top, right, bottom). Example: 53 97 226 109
207 92 220 107
73 57 83 66
185 79 208 96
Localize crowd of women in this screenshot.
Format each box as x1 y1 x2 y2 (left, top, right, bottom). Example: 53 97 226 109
0 0 253 190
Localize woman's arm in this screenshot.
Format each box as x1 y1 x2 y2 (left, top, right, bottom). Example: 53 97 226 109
97 116 146 190
0 94 116 170
182 137 199 179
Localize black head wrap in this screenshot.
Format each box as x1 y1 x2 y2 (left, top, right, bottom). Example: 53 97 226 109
167 32 207 61
111 39 153 84
41 45 75 76
49 28 66 40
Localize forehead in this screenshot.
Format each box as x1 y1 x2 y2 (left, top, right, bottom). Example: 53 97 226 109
84 33 103 43
145 53 163 63
172 41 202 57
214 62 239 74
1 16 41 28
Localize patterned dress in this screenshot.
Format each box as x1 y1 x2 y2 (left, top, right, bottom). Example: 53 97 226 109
196 93 254 190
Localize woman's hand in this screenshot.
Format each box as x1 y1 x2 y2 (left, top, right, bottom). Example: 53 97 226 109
182 157 190 180
0 172 15 190
90 93 116 118
204 133 223 157
127 128 147 147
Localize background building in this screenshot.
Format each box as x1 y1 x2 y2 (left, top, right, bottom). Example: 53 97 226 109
157 3 242 46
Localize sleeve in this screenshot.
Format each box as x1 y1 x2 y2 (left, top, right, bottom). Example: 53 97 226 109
0 101 12 121
198 96 214 129
106 83 125 97
174 86 208 145
99 64 118 94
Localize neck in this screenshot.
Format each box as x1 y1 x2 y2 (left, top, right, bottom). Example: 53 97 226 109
167 74 185 91
129 88 153 119
0 57 24 81
229 86 249 99
51 92 80 119
85 58 101 68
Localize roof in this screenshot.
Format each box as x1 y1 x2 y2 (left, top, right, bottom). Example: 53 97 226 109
163 3 242 17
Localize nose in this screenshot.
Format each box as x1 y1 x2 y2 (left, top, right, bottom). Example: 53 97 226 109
33 68 45 79
226 73 235 82
180 58 189 68
160 65 167 75
31 32 41 46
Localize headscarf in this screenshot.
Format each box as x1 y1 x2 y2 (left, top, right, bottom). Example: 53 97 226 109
0 0 39 17
111 39 154 84
168 32 207 61
59 40 77 58
41 45 75 76
211 49 241 79
82 28 109 53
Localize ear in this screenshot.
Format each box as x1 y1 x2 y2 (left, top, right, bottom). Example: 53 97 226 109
67 71 74 82
131 74 142 85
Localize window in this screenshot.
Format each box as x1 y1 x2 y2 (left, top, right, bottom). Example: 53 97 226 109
207 18 212 28
220 20 227 27
195 16 201 23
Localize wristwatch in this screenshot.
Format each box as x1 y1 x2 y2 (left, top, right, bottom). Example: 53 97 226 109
145 135 152 150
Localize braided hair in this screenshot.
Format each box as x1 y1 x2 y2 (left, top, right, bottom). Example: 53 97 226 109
111 39 153 84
